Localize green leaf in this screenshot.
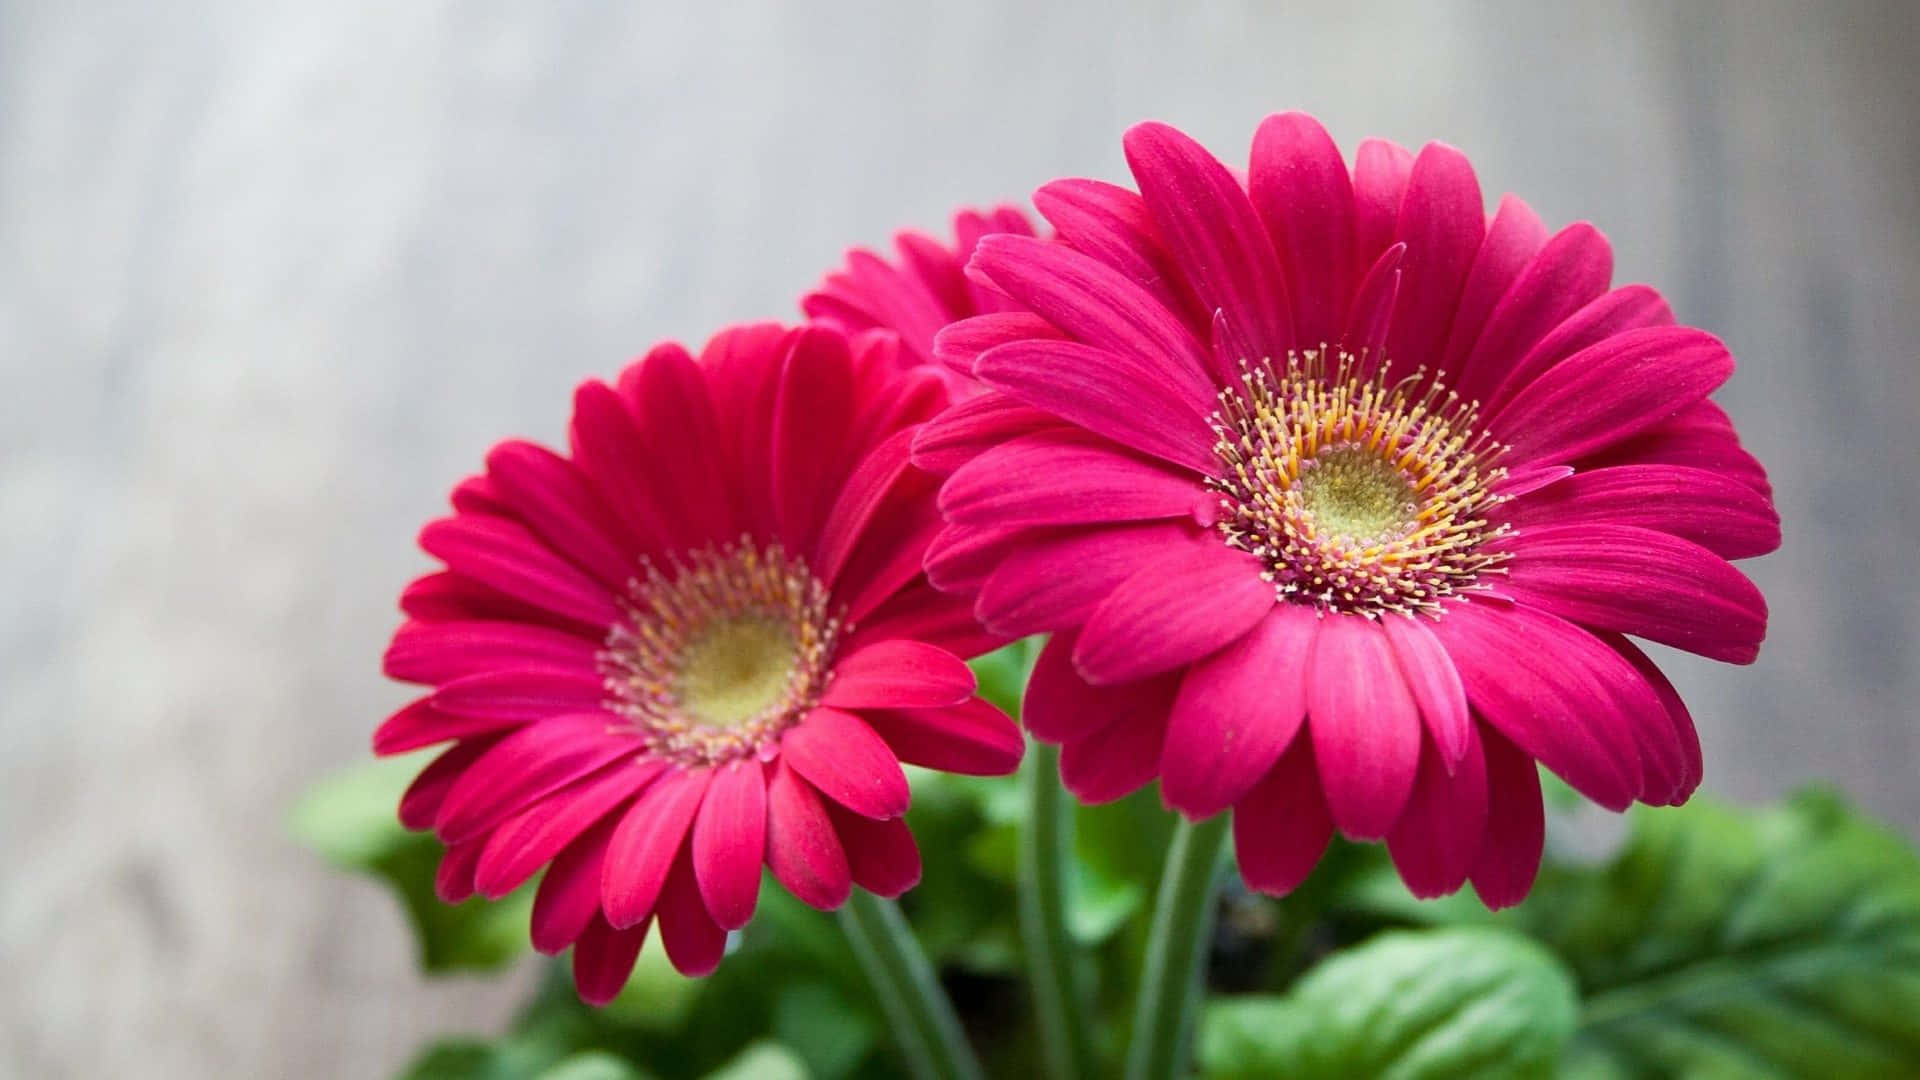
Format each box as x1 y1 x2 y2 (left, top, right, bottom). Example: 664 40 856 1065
1517 789 1920 1078
701 1042 809 1080
291 756 532 973
1197 927 1579 1080
772 982 880 1080
537 1052 652 1080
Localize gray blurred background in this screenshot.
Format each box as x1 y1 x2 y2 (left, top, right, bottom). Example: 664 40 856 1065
2 1 1915 1075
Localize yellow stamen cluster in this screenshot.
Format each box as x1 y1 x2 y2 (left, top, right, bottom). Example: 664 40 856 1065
1209 348 1509 617
600 538 841 765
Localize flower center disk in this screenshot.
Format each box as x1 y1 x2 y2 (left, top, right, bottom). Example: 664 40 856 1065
600 538 841 765
1209 348 1510 617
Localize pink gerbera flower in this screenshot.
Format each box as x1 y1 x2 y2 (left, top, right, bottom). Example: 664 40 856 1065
921 113 1777 906
376 323 1019 1003
803 205 1037 394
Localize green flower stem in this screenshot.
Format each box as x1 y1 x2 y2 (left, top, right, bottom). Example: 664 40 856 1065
1123 814 1231 1080
1018 740 1097 1080
839 890 985 1080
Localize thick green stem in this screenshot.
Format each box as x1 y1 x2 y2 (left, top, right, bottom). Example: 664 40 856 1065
1018 740 1097 1080
1123 815 1231 1080
839 890 985 1080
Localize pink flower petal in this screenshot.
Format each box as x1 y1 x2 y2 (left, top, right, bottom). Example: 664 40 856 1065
429 668 607 721
1585 399 1771 497
383 618 600 687
1232 735 1333 896
1341 243 1403 357
1492 326 1734 467
841 581 1006 662
1454 222 1613 404
1032 178 1197 319
1501 464 1780 560
475 759 662 898
1074 537 1274 684
419 515 619 629
977 520 1194 638
939 430 1203 530
782 707 910 819
568 380 681 559
765 760 852 910
434 838 484 902
975 339 1218 470
771 326 857 553
1380 615 1472 772
821 640 975 710
1249 111 1358 348
1487 284 1675 414
827 804 923 898
1437 195 1548 382
1385 142 1485 370
656 850 728 977
1162 604 1319 818
1499 523 1766 663
1024 630 1182 746
1430 601 1647 810
1057 703 1171 804
815 427 920 584
1468 724 1545 909
484 440 642 590
532 819 618 954
397 738 496 829
1125 121 1294 370
1607 633 1702 806
435 715 637 844
860 698 1024 777
572 914 648 1006
602 766 713 929
1352 138 1414 268
375 698 520 756
1307 614 1423 840
1386 727 1489 898
925 521 1039 593
932 312 1064 380
691 760 769 930
910 391 1065 475
628 342 740 552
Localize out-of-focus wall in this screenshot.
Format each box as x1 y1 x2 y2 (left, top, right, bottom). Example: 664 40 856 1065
2 1 1915 1075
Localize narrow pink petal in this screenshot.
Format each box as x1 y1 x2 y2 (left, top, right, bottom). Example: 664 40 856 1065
1437 195 1548 381
1307 614 1423 840
1429 601 1647 810
1232 735 1333 896
1340 243 1403 358
602 766 712 929
975 339 1218 470
931 312 1065 379
474 760 661 898
1032 178 1196 318
434 838 484 902
656 850 728 977
1386 727 1490 898
831 474 945 625
1493 326 1734 467
699 324 790 537
1074 537 1274 685
400 570 572 628
782 707 910 819
397 738 496 829
628 342 739 552
450 474 509 517
939 430 1204 529
429 668 606 721
419 515 619 629
1380 615 1472 771
567 380 679 558
970 234 1215 392
765 761 853 910
910 391 1065 475
1057 704 1171 804
532 818 617 954
860 698 1024 777
977 520 1195 638
1385 143 1485 369
1454 222 1613 404
1125 121 1294 368
1249 111 1358 348
691 760 769 930
434 715 637 844
1607 634 1702 805
826 804 923 898
815 427 919 584
572 913 647 1005
376 698 519 756
383 618 600 687
1024 630 1182 745
847 368 947 461
821 640 975 710
925 521 1038 593
484 440 639 590
1351 138 1414 268
1499 464 1780 560
1500 523 1766 663
1487 284 1675 414
772 327 856 552
1584 399 1771 497
1162 604 1319 818
840 581 1007 662
1469 724 1545 909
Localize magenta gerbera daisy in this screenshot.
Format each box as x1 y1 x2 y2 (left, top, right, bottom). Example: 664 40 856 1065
803 205 1038 394
921 113 1778 906
376 323 1019 1003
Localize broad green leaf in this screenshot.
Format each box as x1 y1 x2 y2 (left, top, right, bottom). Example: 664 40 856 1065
1198 927 1579 1080
291 756 532 972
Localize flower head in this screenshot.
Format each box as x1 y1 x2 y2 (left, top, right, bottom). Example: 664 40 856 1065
378 323 1019 1002
804 205 1039 394
923 113 1777 906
